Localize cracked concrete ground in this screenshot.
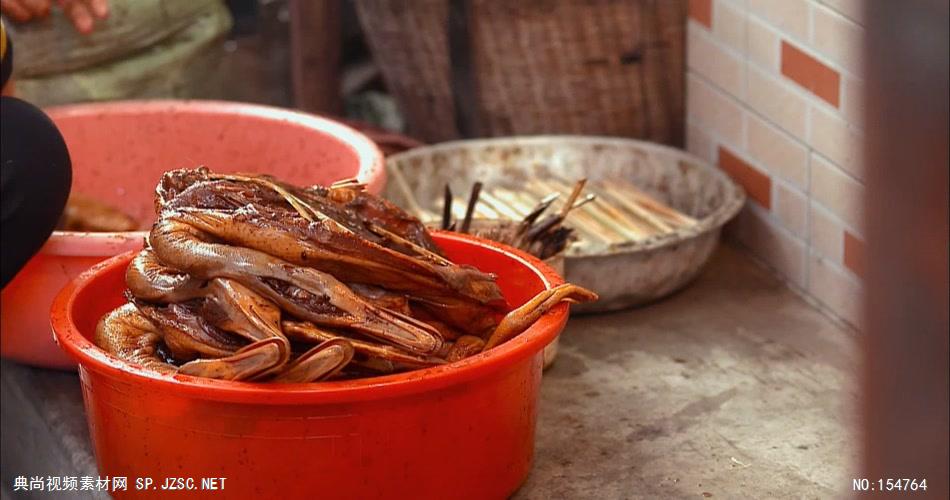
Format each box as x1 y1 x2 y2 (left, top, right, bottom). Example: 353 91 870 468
515 244 859 499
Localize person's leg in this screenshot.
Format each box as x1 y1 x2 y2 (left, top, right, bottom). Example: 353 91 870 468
1 96 72 288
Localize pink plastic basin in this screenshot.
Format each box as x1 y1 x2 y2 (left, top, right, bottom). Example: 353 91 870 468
1 100 384 369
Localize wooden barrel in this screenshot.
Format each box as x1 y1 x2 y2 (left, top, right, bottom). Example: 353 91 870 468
354 0 686 145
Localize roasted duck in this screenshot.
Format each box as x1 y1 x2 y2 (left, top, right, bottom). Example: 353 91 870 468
96 167 597 383
58 193 140 232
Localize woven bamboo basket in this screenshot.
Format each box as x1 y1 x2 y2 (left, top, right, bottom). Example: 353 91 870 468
354 0 686 144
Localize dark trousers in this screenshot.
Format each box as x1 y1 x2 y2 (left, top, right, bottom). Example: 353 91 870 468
1 96 72 288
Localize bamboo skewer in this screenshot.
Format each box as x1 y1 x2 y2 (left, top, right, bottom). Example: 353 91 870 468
424 172 696 257
607 181 698 227
518 192 560 236
442 185 453 230
597 184 673 233
494 189 536 217
368 223 453 267
559 178 587 218
479 191 527 219
330 177 366 190
460 182 482 233
529 180 613 244
552 177 696 235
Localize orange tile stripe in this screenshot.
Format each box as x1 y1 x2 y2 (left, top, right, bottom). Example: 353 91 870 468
781 41 841 107
689 0 712 28
843 230 866 279
718 146 772 209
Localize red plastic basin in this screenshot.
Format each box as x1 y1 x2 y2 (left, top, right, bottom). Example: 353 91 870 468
2 100 383 369
50 232 567 500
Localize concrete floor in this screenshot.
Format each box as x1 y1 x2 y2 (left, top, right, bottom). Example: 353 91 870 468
516 244 860 499
0 244 860 499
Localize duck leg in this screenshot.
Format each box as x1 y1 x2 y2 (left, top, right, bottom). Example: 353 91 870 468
271 339 354 383
126 248 206 303
132 300 244 361
197 278 291 379
95 304 177 375
177 337 286 381
445 335 486 362
125 264 294 379
483 284 599 351
282 320 443 370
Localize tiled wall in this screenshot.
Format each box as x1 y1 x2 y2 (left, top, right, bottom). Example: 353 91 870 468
685 0 865 327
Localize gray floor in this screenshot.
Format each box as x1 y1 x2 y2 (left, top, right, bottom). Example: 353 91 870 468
1 244 859 499
516 244 859 499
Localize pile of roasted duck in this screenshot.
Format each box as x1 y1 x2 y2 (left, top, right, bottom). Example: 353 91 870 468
95 168 597 383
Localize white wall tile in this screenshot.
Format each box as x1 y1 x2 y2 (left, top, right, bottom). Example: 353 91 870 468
747 65 809 140
687 72 746 148
810 153 865 231
809 105 864 180
713 0 748 53
816 0 866 26
687 0 867 327
774 183 808 238
746 112 809 189
748 0 810 42
808 252 864 327
840 76 865 128
686 121 717 164
688 27 746 100
747 16 781 71
810 201 845 263
811 4 865 77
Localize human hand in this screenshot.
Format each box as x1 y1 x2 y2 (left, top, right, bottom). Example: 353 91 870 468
1 0 53 23
58 0 109 34
1 0 108 34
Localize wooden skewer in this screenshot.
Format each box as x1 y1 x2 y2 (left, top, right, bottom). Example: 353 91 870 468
524 214 563 242
523 181 558 202
460 182 482 234
442 184 453 230
597 183 673 233
584 200 650 240
518 192 560 235
330 177 361 188
475 203 499 219
534 179 637 241
593 198 658 238
494 189 535 217
527 180 614 245
529 179 570 210
568 219 613 245
479 191 526 219
211 173 326 224
369 223 453 266
569 208 631 244
559 179 587 218
552 176 695 233
616 181 698 227
568 193 597 211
